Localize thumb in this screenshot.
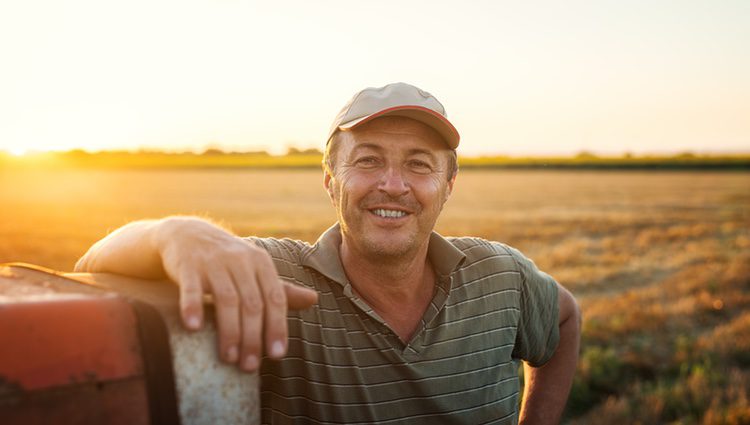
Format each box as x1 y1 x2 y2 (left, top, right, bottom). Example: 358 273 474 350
283 281 318 310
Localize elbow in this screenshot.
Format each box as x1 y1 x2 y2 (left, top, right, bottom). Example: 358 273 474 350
559 285 582 337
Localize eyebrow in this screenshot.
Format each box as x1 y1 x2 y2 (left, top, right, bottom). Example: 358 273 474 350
350 143 383 155
406 148 439 163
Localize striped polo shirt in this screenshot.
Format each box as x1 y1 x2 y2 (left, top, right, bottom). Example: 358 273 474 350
250 223 560 424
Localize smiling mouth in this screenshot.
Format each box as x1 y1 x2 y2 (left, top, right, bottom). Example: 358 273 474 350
370 208 408 219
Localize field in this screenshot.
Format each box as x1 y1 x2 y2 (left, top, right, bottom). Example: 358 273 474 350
2 150 750 171
1 168 749 423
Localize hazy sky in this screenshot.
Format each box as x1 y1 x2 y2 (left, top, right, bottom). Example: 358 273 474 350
2 0 749 156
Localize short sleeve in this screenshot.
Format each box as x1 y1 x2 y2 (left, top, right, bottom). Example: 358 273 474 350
242 236 315 290
506 245 560 367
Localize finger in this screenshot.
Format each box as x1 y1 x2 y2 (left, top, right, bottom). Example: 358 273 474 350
208 268 242 364
178 269 205 331
230 260 264 372
254 255 288 360
284 282 318 310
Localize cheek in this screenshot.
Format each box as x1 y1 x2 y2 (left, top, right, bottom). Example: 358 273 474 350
413 176 448 208
338 171 375 198
329 177 356 209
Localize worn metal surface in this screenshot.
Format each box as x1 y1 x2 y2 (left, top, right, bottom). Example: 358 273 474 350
0 264 260 425
1 378 150 425
0 268 151 424
0 295 143 389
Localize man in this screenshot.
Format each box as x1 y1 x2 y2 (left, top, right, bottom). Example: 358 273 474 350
76 82 581 424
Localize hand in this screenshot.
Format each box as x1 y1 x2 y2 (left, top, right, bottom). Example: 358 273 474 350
154 217 318 372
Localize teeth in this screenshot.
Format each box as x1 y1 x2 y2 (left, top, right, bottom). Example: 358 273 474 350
373 208 406 218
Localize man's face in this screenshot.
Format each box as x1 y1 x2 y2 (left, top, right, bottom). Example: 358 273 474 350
324 116 456 261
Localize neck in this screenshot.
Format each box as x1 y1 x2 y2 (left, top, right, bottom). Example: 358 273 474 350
340 238 435 342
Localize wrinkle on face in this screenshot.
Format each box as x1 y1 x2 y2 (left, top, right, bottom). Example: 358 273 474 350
324 117 455 262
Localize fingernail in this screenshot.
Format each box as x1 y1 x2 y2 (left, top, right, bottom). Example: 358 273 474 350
227 346 238 362
243 355 258 371
186 316 200 330
271 341 285 358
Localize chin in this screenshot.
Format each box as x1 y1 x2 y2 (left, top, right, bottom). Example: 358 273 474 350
360 233 419 259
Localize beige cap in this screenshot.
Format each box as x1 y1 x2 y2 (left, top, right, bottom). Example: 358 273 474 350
328 82 460 149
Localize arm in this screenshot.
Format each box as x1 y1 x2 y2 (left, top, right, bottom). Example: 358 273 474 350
519 283 582 425
75 216 318 372
75 219 174 280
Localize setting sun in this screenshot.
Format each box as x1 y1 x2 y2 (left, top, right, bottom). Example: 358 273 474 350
8 147 27 157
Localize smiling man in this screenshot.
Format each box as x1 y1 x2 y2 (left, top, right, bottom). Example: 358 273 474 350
76 82 581 424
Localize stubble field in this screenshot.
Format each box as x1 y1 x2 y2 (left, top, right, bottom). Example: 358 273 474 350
1 168 748 423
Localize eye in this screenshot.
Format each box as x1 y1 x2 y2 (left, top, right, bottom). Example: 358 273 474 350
407 159 433 174
354 156 381 168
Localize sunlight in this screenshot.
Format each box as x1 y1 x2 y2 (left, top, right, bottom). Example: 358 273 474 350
8 147 28 157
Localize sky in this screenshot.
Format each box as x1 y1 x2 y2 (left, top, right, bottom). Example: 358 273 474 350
1 0 749 156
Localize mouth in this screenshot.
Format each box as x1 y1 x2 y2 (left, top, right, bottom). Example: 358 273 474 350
369 208 410 219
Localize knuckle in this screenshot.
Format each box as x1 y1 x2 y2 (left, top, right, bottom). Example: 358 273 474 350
181 284 203 297
267 285 286 307
224 243 248 258
215 296 240 309
241 295 263 315
212 287 240 308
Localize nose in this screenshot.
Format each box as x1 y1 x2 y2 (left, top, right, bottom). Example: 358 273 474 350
377 165 410 197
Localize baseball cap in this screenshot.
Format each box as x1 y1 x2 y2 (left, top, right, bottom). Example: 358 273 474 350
327 82 460 149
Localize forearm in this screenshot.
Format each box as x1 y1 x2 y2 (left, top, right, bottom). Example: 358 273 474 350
519 290 582 425
74 219 167 278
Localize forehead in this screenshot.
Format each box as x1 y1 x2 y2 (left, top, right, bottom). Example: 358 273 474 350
342 116 448 153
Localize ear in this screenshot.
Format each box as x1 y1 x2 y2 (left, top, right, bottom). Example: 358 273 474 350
324 170 334 201
443 172 457 203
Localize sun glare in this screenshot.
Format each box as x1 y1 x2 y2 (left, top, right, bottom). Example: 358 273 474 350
8 147 28 157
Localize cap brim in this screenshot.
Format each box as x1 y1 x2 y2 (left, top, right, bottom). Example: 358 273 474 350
338 105 460 149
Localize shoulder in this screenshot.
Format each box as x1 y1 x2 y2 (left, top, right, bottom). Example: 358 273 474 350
445 236 555 296
244 236 311 260
444 237 523 299
444 236 523 273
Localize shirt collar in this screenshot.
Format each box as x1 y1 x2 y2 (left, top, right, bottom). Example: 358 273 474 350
301 222 467 286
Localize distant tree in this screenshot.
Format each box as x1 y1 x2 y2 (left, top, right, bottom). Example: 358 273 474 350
65 149 90 157
286 147 323 156
224 150 269 156
675 151 696 159
202 148 226 156
576 151 598 160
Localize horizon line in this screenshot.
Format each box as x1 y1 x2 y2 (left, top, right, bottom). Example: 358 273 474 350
3 147 750 159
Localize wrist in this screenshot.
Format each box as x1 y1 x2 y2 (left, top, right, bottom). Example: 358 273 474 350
152 216 198 252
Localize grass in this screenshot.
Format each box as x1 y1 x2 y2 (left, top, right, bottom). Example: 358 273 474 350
1 168 748 423
459 153 750 170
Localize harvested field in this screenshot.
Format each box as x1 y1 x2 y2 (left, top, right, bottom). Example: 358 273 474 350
1 168 748 423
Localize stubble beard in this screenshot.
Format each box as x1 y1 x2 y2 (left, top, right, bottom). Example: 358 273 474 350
360 226 420 262
337 193 429 264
